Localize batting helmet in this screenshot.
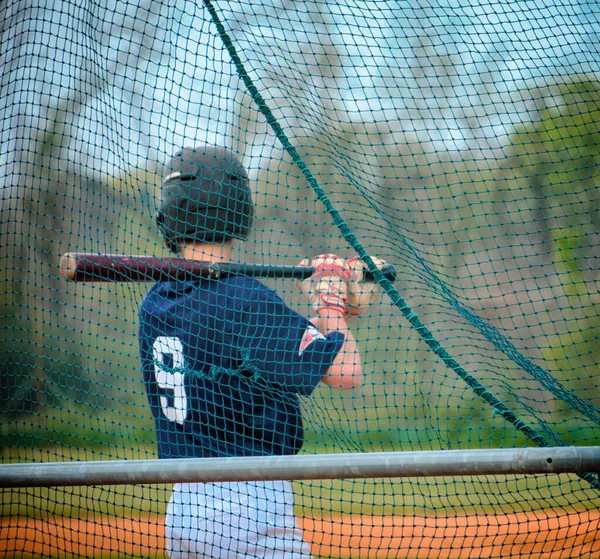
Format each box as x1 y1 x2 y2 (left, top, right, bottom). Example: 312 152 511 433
156 145 254 252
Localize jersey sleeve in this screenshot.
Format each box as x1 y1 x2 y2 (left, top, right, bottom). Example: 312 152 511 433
234 286 344 395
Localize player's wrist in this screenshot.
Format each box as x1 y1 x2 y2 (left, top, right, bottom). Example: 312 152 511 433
316 304 347 316
314 292 348 317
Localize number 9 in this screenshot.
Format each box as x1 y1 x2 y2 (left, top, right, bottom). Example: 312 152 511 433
152 336 188 424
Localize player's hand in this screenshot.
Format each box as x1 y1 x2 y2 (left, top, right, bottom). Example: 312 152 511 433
344 256 386 317
299 254 353 316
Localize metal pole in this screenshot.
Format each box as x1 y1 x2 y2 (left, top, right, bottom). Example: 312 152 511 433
1 447 600 488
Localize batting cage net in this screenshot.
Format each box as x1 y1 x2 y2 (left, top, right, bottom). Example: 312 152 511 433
1 1 600 558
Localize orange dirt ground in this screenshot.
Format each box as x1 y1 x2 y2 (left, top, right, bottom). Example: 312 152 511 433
1 510 599 558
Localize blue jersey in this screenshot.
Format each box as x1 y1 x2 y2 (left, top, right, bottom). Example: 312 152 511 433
138 275 344 459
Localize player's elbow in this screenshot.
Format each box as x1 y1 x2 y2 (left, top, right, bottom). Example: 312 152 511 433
336 370 363 390
322 363 363 390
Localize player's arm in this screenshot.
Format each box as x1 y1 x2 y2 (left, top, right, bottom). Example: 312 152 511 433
300 254 383 391
310 307 362 390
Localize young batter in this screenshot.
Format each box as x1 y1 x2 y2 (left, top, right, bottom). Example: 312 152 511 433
138 145 378 558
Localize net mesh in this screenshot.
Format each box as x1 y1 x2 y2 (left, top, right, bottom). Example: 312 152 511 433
1 1 600 557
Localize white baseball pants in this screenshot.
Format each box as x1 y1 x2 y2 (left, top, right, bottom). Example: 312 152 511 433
165 480 313 558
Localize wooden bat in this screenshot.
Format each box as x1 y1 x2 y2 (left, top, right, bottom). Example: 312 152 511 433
59 253 397 283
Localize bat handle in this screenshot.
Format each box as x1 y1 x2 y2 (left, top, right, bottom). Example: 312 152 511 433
370 263 396 283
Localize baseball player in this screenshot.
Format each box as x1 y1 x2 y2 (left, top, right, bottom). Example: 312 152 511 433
138 145 381 558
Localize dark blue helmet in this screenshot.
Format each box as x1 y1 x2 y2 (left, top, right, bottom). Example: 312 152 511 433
156 145 254 252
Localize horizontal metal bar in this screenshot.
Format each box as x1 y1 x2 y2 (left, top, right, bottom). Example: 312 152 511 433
1 447 599 488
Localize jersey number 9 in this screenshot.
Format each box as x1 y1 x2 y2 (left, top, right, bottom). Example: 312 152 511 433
152 336 188 424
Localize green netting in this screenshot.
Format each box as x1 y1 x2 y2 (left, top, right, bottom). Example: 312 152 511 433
1 0 600 557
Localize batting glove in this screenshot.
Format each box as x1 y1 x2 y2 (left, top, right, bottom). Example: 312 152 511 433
299 254 353 316
344 256 386 317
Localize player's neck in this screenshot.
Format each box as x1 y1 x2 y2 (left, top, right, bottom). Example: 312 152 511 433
179 242 233 263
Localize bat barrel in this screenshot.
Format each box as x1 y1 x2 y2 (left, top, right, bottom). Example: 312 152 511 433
60 253 217 282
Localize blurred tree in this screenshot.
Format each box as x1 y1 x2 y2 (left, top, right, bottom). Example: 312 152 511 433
0 0 169 427
495 78 600 268
493 77 600 416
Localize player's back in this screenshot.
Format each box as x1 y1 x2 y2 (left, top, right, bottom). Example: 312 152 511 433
138 276 312 459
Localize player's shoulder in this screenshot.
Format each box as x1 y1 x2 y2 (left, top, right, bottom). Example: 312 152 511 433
224 277 296 324
139 279 205 311
220 275 279 308
222 274 271 294
139 276 281 315
140 280 183 304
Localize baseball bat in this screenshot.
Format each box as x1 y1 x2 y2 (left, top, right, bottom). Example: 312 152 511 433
59 253 397 283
